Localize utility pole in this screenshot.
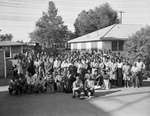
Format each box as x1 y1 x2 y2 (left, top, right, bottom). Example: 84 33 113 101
118 11 125 24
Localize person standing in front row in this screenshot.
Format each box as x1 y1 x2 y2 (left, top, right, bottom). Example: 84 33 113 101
109 59 117 88
131 63 139 88
135 57 145 87
117 59 124 87
123 61 131 87
45 72 55 94
102 70 110 90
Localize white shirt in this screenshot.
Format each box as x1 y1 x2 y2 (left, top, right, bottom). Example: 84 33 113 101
61 61 68 68
117 62 123 68
53 60 61 68
12 59 18 67
34 61 39 68
136 62 145 71
131 66 138 73
31 74 37 85
27 76 33 84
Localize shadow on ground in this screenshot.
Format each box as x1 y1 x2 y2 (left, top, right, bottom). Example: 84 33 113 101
94 90 121 98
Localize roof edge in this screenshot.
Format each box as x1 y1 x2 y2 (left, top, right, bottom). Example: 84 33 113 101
100 24 116 39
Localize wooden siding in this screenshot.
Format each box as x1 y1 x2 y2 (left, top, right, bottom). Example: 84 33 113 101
0 50 4 78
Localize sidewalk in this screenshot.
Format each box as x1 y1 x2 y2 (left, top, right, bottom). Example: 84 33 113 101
0 86 8 92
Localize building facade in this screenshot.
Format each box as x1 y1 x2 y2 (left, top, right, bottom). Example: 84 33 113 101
0 41 24 59
68 24 143 54
0 49 6 78
0 41 25 78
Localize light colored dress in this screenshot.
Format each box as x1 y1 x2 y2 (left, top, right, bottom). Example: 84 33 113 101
123 65 131 81
91 62 98 75
110 62 117 80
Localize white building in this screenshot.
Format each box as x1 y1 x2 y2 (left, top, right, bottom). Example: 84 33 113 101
68 24 143 54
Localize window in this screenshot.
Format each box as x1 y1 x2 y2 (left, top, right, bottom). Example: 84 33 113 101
3 46 10 57
118 41 124 51
73 43 77 50
91 42 98 52
81 43 86 51
112 41 117 51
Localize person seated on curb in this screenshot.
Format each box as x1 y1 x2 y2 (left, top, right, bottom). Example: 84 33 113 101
72 76 84 99
38 72 46 93
45 72 55 94
18 74 27 93
26 72 33 94
8 77 20 95
32 71 39 93
55 71 64 92
84 75 95 98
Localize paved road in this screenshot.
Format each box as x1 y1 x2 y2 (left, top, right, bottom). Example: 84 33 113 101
0 80 150 116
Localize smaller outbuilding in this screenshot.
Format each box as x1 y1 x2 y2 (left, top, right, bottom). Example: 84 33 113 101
0 41 25 78
0 49 6 78
0 41 25 59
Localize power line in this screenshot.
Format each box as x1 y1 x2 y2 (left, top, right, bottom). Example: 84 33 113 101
0 12 42 16
9 0 150 7
1 0 150 11
0 4 149 13
1 1 150 9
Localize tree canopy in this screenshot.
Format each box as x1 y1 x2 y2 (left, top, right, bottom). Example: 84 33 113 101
124 25 150 69
74 3 119 37
0 33 13 41
29 1 69 47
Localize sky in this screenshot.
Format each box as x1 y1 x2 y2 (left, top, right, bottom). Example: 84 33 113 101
0 0 150 42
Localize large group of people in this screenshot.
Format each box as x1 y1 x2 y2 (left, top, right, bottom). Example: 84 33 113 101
9 50 145 99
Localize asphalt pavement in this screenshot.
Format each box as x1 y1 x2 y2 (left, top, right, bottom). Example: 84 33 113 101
0 80 150 116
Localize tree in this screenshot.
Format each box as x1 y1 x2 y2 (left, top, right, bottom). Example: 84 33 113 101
29 1 69 47
74 3 119 37
124 25 150 70
0 33 13 41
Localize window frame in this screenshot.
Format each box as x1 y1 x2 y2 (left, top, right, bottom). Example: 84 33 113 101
81 42 86 51
118 41 124 51
91 42 98 52
112 41 118 51
2 46 11 58
73 43 77 51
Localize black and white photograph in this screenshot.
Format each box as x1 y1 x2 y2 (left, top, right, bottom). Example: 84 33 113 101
0 0 150 116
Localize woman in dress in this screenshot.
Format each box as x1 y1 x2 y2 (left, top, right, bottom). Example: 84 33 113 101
109 59 117 88
123 61 131 87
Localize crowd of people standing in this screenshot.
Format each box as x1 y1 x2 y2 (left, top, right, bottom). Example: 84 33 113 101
9 50 145 99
